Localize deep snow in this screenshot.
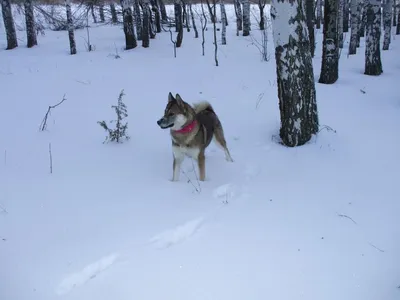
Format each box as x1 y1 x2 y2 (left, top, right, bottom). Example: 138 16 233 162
1 4 399 300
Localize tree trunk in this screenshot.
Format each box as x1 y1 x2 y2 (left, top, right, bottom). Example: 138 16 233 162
343 0 350 32
189 4 199 38
242 0 250 36
134 0 142 40
212 0 218 66
397 9 400 34
142 0 150 47
151 0 162 33
1 0 18 50
258 1 265 30
364 0 382 75
159 0 168 22
91 5 97 23
221 0 227 44
206 0 217 23
148 4 156 39
24 0 37 48
65 0 76 54
175 0 184 47
392 0 397 26
356 0 363 45
183 2 190 32
234 0 243 32
319 0 339 84
359 0 367 37
316 0 322 28
305 0 315 57
348 0 359 54
270 0 319 147
121 0 137 50
382 0 393 50
99 4 105 22
110 3 118 23
338 0 344 48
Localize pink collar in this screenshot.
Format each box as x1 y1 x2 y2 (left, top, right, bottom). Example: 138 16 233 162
173 120 198 134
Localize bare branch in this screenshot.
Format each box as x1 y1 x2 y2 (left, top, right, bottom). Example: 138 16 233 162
40 94 67 131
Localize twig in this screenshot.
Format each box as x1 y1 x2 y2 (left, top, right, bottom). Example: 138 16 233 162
255 91 265 109
318 125 337 133
0 204 8 214
49 143 53 174
336 212 357 224
40 94 67 131
368 242 385 253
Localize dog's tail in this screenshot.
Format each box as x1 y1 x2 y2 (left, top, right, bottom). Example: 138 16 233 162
193 101 215 114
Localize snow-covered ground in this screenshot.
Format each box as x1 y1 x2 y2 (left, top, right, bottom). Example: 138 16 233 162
1 4 399 300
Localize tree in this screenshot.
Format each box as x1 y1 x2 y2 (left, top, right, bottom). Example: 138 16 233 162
242 0 250 36
319 0 339 84
316 0 322 28
142 0 150 47
24 0 37 48
305 0 315 56
348 0 359 54
99 3 105 22
189 4 199 38
397 9 400 35
1 0 18 50
234 0 243 33
134 0 142 40
158 0 168 22
151 0 162 33
382 0 393 50
110 3 118 23
343 0 350 32
65 0 76 54
364 0 382 75
393 0 397 26
121 0 137 50
270 0 319 147
221 0 227 44
338 0 344 48
258 0 267 30
175 0 184 47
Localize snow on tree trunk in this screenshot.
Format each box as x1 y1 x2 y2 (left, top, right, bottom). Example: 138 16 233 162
319 0 339 84
65 0 76 55
338 0 344 48
110 3 118 23
159 0 168 22
1 0 18 50
151 0 162 33
134 0 142 40
316 0 322 28
348 0 359 54
270 0 319 147
99 4 105 22
142 0 150 47
221 0 227 44
382 0 393 50
175 0 184 47
234 0 243 32
364 0 382 75
121 0 137 50
242 0 250 36
24 0 37 48
305 0 315 56
343 0 350 32
189 4 199 38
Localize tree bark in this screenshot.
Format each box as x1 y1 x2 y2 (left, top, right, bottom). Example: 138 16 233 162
258 0 266 30
175 0 184 47
343 0 350 32
270 0 319 147
121 0 137 50
319 0 339 84
1 0 18 50
65 0 76 54
24 0 37 48
242 0 250 36
110 3 118 23
364 0 382 75
305 0 315 57
158 0 168 22
382 0 393 50
142 0 150 47
221 0 227 44
338 0 344 48
356 0 363 45
348 0 359 54
99 4 105 22
189 4 199 38
392 0 397 26
234 0 243 32
316 0 322 28
151 0 162 33
134 0 142 40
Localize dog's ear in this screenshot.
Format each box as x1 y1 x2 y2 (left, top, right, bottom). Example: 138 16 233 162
175 94 184 106
168 92 175 102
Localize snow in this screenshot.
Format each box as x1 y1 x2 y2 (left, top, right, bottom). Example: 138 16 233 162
1 4 400 300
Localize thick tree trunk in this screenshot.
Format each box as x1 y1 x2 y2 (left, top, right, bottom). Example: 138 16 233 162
151 0 162 33
65 0 76 54
1 0 18 50
343 0 350 32
242 0 250 36
382 0 393 50
189 4 199 38
159 0 168 22
359 0 367 37
234 0 243 31
121 0 137 50
175 0 184 47
24 0 37 48
134 0 142 40
338 0 344 48
316 0 322 28
110 3 118 23
319 0 339 84
305 0 315 57
364 0 382 75
221 0 227 44
356 0 363 45
142 0 150 47
270 0 319 147
348 0 359 54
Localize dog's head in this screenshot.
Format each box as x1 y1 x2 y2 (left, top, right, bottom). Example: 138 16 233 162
157 93 193 130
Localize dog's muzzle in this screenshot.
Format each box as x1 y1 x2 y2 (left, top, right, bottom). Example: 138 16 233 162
157 117 173 129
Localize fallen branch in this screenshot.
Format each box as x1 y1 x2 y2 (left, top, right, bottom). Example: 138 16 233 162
40 94 67 131
336 212 357 224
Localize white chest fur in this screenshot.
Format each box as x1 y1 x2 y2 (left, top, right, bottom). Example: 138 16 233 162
172 145 200 160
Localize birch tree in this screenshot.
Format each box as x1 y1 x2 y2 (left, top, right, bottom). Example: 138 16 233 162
316 0 322 28
364 0 382 75
319 0 339 84
159 0 168 22
382 0 393 50
258 0 267 30
99 3 105 22
189 4 199 38
242 0 250 36
270 0 319 147
24 0 37 48
305 0 315 56
356 0 363 45
221 0 227 44
142 0 150 47
234 0 243 33
134 0 142 40
343 0 350 32
121 0 137 50
348 0 359 54
338 0 344 48
110 3 118 23
175 0 184 47
65 0 76 54
1 0 18 50
393 0 397 26
151 0 162 33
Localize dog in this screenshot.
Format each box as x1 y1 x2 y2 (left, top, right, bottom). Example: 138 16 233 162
157 92 233 182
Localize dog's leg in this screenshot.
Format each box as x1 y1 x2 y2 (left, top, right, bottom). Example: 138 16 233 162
213 127 234 162
172 147 185 181
198 150 206 181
